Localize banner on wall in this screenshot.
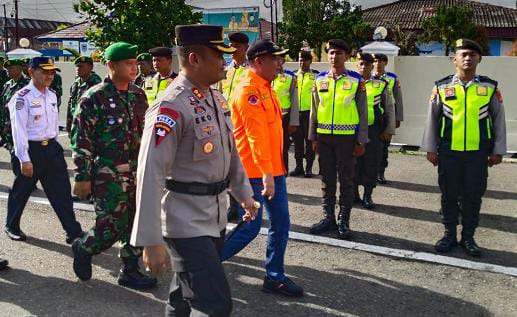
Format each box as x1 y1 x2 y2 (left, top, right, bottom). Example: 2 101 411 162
197 7 261 44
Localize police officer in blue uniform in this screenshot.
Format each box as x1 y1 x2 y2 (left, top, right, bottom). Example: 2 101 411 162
5 57 83 243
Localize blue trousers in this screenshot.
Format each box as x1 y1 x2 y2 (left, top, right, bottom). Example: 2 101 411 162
6 140 82 237
221 175 290 281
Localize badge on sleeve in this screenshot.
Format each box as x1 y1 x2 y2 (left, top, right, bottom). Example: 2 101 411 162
396 79 401 88
155 107 179 146
476 86 488 96
429 86 438 103
495 89 503 103
248 95 259 106
15 97 24 110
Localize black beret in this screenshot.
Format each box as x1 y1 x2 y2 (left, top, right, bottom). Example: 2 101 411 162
299 50 312 60
149 47 173 57
228 32 249 44
356 52 374 64
175 24 236 54
455 38 483 55
247 40 289 60
373 53 388 62
325 39 350 53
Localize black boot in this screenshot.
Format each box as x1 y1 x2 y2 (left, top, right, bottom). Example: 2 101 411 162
353 186 362 204
460 228 481 257
377 171 387 185
118 258 158 290
72 239 92 281
337 206 351 240
362 187 375 210
289 165 304 177
435 227 458 253
309 205 337 234
304 162 314 178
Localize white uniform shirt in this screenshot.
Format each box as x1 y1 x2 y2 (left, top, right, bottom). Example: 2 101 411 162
8 81 59 163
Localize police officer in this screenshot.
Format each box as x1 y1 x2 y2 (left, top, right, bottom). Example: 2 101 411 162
309 39 368 240
70 42 157 289
130 25 258 316
134 53 156 88
354 52 395 209
291 50 318 177
422 39 507 257
272 51 299 173
373 53 404 184
66 56 102 135
5 57 83 243
0 59 30 174
220 32 249 100
145 46 177 105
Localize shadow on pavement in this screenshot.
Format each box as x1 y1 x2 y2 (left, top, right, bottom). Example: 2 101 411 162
225 256 491 317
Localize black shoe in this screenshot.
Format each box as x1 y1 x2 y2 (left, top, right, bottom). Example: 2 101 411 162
4 227 27 241
304 170 314 178
72 239 92 281
262 276 303 297
66 231 85 245
362 195 375 210
118 258 157 290
435 233 458 253
460 238 482 257
289 166 304 177
337 208 351 240
377 172 387 185
0 258 8 270
309 217 337 234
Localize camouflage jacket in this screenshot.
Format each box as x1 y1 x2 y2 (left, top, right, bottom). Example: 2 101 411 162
0 76 30 151
0 69 9 90
50 73 63 108
66 72 102 133
71 77 148 182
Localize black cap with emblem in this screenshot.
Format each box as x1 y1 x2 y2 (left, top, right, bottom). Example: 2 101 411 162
325 39 350 54
246 40 289 60
175 24 236 54
30 57 61 71
356 52 374 64
149 47 173 57
455 38 483 55
229 32 249 44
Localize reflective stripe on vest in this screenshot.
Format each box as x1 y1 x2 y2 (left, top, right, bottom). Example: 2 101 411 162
365 79 386 126
297 71 316 112
383 74 396 95
146 76 172 104
272 73 293 115
438 82 494 151
222 65 247 100
315 75 360 135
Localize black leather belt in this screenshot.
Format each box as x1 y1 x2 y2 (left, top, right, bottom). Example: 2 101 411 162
29 138 56 146
165 178 230 196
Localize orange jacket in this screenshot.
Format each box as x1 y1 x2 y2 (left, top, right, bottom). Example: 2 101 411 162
230 69 285 178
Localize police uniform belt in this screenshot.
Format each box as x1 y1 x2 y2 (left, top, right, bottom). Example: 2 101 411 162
29 138 56 146
166 178 230 196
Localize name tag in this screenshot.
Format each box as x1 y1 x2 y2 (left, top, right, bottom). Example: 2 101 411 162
342 81 352 90
320 81 329 92
444 87 456 100
476 86 488 96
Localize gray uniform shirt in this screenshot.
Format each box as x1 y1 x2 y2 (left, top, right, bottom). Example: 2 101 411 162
378 72 404 122
131 73 253 246
309 70 368 144
367 76 396 135
421 74 507 155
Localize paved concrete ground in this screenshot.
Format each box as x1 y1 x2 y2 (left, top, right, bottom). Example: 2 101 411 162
0 135 516 316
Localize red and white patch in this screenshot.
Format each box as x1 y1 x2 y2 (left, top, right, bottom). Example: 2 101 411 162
248 95 259 106
320 81 329 90
445 87 455 98
155 108 179 147
495 89 503 103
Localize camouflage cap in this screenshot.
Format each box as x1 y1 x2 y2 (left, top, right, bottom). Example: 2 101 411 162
104 42 139 61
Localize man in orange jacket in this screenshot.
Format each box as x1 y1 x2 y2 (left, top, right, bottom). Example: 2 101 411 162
221 40 304 297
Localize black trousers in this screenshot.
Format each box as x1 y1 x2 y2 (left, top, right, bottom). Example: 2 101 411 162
317 134 356 209
438 147 489 238
355 125 382 189
6 140 82 237
282 114 291 172
165 231 231 317
293 111 315 169
379 139 390 174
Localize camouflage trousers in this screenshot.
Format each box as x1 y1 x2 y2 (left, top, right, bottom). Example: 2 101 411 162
79 173 142 259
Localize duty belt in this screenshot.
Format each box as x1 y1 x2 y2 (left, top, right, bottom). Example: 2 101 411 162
29 138 56 146
166 178 230 196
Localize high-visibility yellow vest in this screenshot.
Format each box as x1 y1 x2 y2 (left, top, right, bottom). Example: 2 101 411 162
365 78 387 126
272 71 294 115
314 71 361 135
145 74 174 104
297 70 317 112
222 62 248 100
437 76 495 151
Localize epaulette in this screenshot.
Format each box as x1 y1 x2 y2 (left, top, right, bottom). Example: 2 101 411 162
284 69 296 77
386 71 398 79
316 71 329 79
17 88 30 97
435 75 454 86
49 88 56 94
478 75 498 87
311 69 319 74
347 70 362 80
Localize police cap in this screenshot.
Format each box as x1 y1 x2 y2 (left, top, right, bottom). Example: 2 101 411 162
175 24 236 54
455 38 483 55
136 53 152 62
4 59 24 67
104 42 139 61
74 56 94 65
229 32 249 44
149 47 173 57
325 39 350 53
299 50 312 60
30 57 61 71
373 53 388 62
356 52 374 64
247 40 289 60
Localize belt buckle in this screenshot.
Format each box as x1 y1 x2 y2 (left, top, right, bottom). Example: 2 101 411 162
41 140 49 146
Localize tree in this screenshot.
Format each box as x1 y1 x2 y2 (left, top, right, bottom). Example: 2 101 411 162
419 5 489 56
390 24 418 56
279 0 370 60
74 0 202 51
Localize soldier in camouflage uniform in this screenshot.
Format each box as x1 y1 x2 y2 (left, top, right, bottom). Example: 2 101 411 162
70 42 157 289
66 56 102 135
0 57 9 89
50 69 63 110
134 53 155 88
0 59 30 174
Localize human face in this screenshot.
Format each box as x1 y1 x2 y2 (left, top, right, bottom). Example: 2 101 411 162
138 60 152 75
357 60 373 78
153 56 172 75
192 47 227 85
327 48 348 68
373 59 387 75
111 59 139 82
230 42 248 61
6 65 23 80
75 62 93 79
454 49 481 73
29 68 55 88
298 57 312 72
254 54 281 82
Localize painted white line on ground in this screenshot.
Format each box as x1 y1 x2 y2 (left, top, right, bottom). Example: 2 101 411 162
1 192 516 278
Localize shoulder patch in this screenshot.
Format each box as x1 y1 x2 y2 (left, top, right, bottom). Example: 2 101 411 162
248 95 259 106
495 89 503 103
386 72 398 79
316 71 329 79
17 88 30 97
429 86 438 103
155 107 179 147
284 70 295 77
